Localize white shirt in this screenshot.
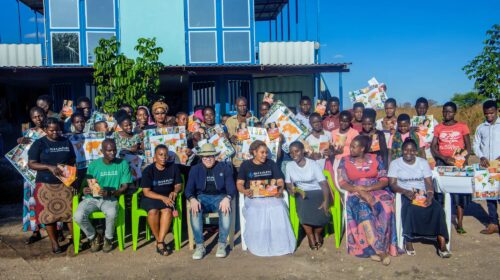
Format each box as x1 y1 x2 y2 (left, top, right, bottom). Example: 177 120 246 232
473 117 500 161
295 112 312 131
388 157 433 191
305 131 332 169
285 158 326 191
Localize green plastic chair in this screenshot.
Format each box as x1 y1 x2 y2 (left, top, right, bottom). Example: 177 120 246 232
131 175 184 251
288 170 343 249
72 194 126 255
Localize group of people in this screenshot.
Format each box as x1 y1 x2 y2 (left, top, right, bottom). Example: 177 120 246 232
16 93 499 264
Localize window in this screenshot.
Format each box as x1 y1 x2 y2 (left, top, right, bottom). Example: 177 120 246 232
49 0 79 28
223 0 249 28
188 0 216 28
85 0 115 29
51 32 80 65
189 32 217 63
223 31 250 62
86 32 115 64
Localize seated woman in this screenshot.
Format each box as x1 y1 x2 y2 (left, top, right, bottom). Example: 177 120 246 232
388 139 450 258
285 141 331 250
185 143 237 260
237 140 296 256
337 135 399 265
141 145 182 255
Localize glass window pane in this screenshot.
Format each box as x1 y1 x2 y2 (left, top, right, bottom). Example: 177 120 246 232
190 32 217 63
224 32 250 62
86 0 115 28
51 33 80 64
87 32 115 64
188 0 215 28
223 0 249 27
49 0 79 28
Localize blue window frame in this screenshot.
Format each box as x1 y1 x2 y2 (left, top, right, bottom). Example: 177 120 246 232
45 0 119 66
185 0 255 65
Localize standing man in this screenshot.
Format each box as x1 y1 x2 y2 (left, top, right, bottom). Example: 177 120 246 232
226 97 258 172
259 102 271 122
322 97 341 132
295 96 312 131
474 100 500 234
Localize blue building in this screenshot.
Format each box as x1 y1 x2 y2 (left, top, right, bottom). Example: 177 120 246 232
0 0 349 133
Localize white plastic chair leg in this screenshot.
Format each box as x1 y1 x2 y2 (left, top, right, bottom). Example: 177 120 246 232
239 192 247 251
395 193 404 250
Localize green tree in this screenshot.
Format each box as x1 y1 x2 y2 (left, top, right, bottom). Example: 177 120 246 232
451 91 487 108
93 37 163 114
463 24 500 99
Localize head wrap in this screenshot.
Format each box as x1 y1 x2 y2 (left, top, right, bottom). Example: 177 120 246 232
193 109 204 123
152 101 169 113
137 105 155 125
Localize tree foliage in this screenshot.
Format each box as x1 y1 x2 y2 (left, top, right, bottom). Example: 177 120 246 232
451 91 487 108
463 24 500 100
93 37 163 114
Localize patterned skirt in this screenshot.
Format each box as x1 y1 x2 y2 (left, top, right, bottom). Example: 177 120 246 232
22 180 38 232
346 189 400 257
34 182 72 225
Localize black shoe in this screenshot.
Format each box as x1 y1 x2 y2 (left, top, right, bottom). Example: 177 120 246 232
52 246 64 254
25 231 42 245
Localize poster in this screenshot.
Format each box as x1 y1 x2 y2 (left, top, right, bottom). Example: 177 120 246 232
261 100 309 153
236 127 268 161
473 168 500 200
436 166 475 177
349 77 388 110
123 153 144 180
315 99 327 116
56 164 77 187
143 127 188 165
249 179 279 197
411 115 435 143
4 129 45 186
69 132 106 169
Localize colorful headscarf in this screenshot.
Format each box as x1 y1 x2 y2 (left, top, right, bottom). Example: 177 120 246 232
137 105 155 126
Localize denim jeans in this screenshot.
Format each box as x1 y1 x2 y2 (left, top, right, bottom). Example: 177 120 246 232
190 194 231 245
487 200 499 225
74 197 118 240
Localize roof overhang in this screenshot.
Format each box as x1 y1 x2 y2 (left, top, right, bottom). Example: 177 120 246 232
20 0 44 13
255 0 288 21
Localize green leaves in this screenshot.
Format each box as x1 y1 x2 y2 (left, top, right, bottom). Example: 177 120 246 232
92 36 164 114
463 24 500 100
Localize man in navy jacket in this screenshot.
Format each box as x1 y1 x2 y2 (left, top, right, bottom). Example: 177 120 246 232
185 143 237 260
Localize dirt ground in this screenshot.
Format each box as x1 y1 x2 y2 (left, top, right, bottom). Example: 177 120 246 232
0 201 499 280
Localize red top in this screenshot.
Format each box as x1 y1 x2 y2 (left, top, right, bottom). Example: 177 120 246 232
338 153 388 189
351 121 363 133
322 114 340 132
433 122 470 157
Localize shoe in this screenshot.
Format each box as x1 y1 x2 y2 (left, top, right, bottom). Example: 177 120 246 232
438 249 452 258
480 224 499 234
52 246 64 254
405 243 416 256
156 242 170 256
192 244 206 260
102 238 113 253
456 226 467 234
370 255 382 262
90 235 101 253
215 243 227 258
25 231 42 245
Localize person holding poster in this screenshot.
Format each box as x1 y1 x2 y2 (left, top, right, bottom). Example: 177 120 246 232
112 110 142 156
75 139 132 253
360 109 389 168
473 100 500 234
285 141 331 250
331 111 359 161
295 96 313 131
28 118 76 254
305 113 333 169
388 114 425 163
237 140 295 256
431 101 472 234
376 98 398 146
141 145 182 256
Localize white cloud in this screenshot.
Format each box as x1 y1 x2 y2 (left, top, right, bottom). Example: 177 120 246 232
334 54 344 58
24 32 45 39
29 17 45 23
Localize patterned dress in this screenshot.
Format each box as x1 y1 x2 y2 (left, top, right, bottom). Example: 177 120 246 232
338 154 400 257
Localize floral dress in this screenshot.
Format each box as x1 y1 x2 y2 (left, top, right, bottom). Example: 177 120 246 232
338 153 400 257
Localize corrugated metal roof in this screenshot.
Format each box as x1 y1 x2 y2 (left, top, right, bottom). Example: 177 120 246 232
255 0 289 21
259 41 317 65
0 44 42 67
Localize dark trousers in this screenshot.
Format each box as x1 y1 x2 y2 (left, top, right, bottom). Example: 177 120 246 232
487 200 499 225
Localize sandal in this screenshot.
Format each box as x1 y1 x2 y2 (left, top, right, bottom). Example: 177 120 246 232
156 242 170 256
405 243 416 256
370 255 382 262
25 231 42 245
438 249 452 258
456 227 467 234
52 245 64 254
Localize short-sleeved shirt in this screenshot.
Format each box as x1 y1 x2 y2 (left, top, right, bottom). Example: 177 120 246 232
86 158 132 193
237 159 284 189
388 157 432 191
285 158 326 191
322 114 340 132
433 122 470 157
141 162 181 196
28 136 75 184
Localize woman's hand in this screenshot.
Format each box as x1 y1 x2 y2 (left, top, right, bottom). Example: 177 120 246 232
48 165 64 177
274 188 284 198
168 192 178 202
424 195 433 207
219 197 231 216
243 188 253 198
311 152 323 160
358 190 375 205
403 190 416 200
190 198 201 216
480 157 490 168
162 196 174 207
444 157 455 166
318 200 330 215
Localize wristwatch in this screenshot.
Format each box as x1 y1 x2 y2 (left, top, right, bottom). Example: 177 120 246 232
226 195 232 201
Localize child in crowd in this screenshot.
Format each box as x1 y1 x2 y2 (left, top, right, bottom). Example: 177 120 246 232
351 102 365 133
388 113 425 162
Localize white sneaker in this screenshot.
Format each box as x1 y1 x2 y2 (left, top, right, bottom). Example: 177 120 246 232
192 244 205 260
215 243 227 258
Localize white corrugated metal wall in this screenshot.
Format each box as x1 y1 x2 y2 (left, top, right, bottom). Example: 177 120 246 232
258 41 316 65
0 44 42 66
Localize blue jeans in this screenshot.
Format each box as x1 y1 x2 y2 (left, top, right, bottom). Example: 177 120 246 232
190 194 231 245
487 200 499 225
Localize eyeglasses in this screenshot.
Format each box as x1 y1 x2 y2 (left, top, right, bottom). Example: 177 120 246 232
154 111 167 115
201 156 215 161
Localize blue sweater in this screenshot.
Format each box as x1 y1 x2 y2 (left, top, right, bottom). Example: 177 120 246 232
185 162 237 200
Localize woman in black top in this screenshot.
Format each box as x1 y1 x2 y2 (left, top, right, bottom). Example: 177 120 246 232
141 144 182 255
28 118 76 254
360 108 389 168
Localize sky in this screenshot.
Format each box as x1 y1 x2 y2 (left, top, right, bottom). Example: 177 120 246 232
1 0 499 107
